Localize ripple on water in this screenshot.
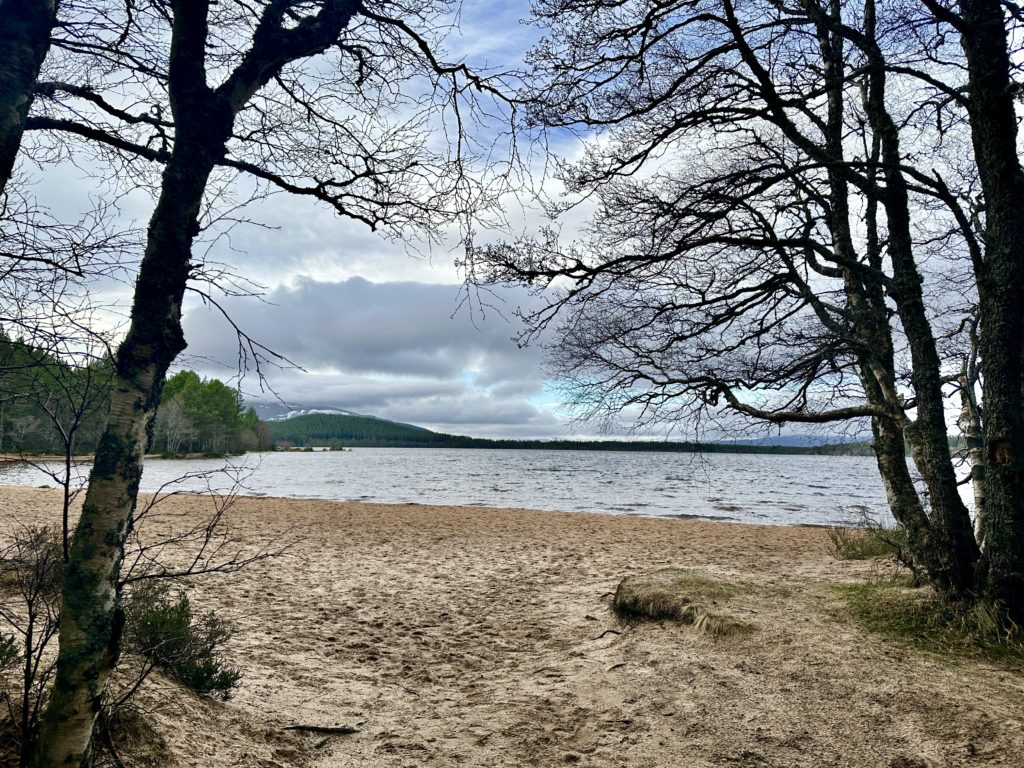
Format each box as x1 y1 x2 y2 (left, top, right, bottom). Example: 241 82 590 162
0 448 897 527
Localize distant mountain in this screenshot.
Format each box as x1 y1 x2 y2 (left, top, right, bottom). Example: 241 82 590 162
248 402 428 429
247 402 360 421
266 412 436 447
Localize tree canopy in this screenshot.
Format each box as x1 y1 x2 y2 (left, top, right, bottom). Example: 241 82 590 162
155 370 267 456
0 338 266 457
472 0 1024 620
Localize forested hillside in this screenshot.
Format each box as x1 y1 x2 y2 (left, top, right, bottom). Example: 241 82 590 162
0 335 267 456
0 334 111 454
266 413 432 448
0 335 872 458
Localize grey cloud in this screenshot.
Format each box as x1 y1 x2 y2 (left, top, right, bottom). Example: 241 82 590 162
178 277 566 438
191 185 466 289
184 277 544 379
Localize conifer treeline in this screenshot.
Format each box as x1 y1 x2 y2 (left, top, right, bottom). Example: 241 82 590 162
0 335 268 456
2 333 871 457
0 334 110 454
267 413 875 455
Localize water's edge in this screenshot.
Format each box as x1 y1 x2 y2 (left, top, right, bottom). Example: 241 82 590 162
0 448 896 527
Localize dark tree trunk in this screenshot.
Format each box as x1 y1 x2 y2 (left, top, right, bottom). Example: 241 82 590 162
0 0 57 192
957 0 1024 621
858 11 980 597
33 107 233 766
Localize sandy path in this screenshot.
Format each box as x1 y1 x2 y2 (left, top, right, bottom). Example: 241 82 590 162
3 487 1022 767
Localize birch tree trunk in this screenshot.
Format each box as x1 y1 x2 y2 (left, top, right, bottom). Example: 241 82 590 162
33 118 229 765
34 2 363 760
33 6 234 757
958 373 986 544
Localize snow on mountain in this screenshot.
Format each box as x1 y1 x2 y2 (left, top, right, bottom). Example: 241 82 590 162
247 402 362 422
270 407 361 422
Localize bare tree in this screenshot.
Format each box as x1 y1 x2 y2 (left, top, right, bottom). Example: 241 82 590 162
944 0 1024 621
120 463 285 588
27 1 515 764
16 346 113 560
151 395 194 456
472 0 1022 618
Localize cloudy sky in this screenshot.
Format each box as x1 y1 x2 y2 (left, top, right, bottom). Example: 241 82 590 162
12 3 646 439
139 4 581 439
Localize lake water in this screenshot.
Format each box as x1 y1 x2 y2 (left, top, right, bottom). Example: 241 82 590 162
0 448 895 527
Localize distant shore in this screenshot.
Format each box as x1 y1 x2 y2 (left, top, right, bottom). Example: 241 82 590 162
4 487 1020 767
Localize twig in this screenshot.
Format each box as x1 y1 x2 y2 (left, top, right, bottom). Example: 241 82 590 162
282 724 360 736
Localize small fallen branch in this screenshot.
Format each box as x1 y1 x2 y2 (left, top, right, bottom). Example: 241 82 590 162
283 724 360 736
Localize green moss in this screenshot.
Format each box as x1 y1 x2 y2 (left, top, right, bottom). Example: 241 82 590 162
836 582 1024 663
92 431 130 478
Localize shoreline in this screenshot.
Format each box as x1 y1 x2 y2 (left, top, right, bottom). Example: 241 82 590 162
0 447 897 528
3 487 1022 767
0 482 843 530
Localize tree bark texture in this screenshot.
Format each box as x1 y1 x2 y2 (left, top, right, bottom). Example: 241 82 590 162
858 25 980 597
815 14 935 580
957 0 1024 621
0 0 57 192
33 110 233 768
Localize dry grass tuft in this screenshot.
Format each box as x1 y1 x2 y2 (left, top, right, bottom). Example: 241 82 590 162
612 568 751 636
826 526 899 560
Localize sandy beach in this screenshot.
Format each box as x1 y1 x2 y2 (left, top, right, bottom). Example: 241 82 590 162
3 486 1023 767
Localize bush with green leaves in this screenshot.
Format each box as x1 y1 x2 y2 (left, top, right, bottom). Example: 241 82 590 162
121 583 241 700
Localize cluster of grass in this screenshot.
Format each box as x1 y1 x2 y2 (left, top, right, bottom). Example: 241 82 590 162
827 510 923 584
612 568 751 637
837 582 1024 663
827 526 901 560
122 583 241 700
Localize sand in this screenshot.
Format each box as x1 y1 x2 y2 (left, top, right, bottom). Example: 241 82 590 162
3 486 1023 768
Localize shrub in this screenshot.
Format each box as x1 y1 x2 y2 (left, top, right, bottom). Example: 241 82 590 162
0 526 63 766
122 583 241 700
